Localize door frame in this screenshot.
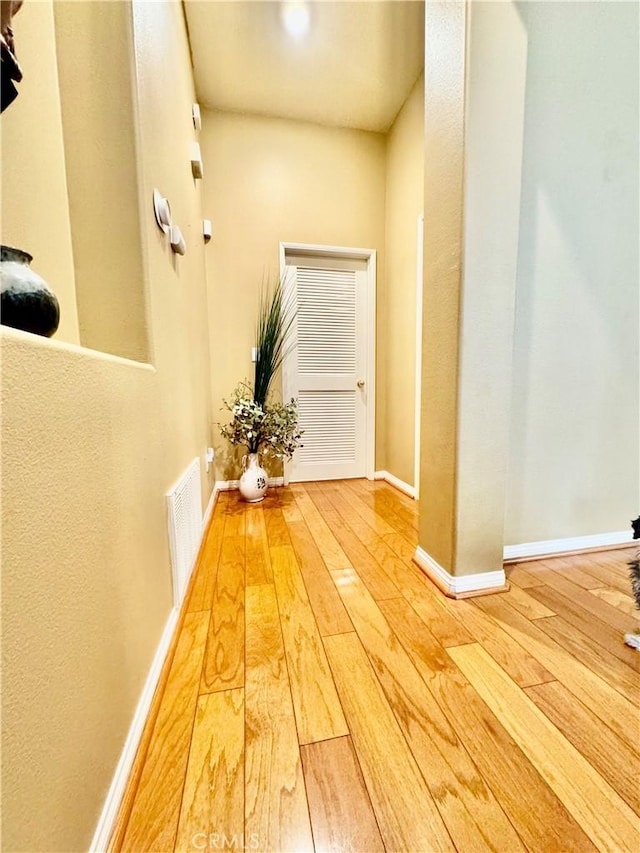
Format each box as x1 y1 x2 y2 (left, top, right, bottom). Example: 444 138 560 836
279 241 377 483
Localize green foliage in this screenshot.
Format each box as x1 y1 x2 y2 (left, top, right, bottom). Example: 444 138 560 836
254 276 296 407
219 277 301 465
219 381 303 460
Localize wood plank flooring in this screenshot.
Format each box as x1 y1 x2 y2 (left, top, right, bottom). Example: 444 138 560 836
111 481 640 853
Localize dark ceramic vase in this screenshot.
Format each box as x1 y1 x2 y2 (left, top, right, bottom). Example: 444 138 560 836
0 245 60 337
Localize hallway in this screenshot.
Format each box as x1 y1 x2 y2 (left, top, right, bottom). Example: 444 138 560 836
110 480 639 852
2 1 639 848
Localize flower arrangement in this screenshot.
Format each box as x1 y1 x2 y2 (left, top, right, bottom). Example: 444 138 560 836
218 276 303 496
219 380 303 461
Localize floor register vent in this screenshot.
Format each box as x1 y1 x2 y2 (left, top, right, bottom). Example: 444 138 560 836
166 457 202 607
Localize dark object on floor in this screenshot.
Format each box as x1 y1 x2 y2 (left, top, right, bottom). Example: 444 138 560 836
624 516 640 649
628 552 640 611
630 515 640 607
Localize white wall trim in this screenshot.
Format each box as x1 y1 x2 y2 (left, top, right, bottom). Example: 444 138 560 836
202 484 218 533
504 530 634 562
374 470 416 499
215 476 284 492
414 546 506 597
280 241 376 483
414 213 424 500
89 605 179 853
279 241 375 262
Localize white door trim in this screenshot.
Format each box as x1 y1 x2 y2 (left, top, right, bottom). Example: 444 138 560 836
414 214 424 500
279 241 376 481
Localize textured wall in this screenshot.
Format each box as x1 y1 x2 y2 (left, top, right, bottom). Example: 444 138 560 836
505 1 640 544
1 335 166 851
384 74 424 488
419 1 528 576
200 109 387 478
455 1 527 574
0 1 214 849
419 1 467 571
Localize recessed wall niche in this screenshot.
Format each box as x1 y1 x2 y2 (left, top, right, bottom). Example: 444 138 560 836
54 1 148 362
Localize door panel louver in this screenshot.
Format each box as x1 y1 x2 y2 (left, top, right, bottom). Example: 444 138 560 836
298 391 357 465
297 267 356 375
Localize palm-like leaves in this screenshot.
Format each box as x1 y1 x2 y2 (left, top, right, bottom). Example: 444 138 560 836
253 276 296 407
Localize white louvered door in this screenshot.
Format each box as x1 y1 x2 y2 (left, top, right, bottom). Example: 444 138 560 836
284 261 369 482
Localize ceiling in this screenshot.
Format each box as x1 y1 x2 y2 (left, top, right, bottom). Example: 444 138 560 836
184 1 425 134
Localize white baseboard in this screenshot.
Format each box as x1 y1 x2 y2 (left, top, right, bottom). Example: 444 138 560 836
202 485 218 533
89 605 179 853
414 546 506 598
215 476 284 491
503 530 634 562
374 470 416 499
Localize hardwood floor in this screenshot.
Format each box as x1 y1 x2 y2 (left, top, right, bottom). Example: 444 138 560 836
110 480 640 852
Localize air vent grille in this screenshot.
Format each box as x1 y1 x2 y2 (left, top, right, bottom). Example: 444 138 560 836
166 458 202 606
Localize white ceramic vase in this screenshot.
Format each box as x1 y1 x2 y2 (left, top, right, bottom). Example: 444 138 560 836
239 452 268 503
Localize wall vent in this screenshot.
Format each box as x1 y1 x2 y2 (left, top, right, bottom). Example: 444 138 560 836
166 457 202 607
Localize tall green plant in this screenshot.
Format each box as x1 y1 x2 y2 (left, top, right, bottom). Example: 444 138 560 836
253 276 296 407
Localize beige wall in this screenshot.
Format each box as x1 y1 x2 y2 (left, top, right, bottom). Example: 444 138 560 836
505 1 639 544
54 1 147 361
419 0 527 576
419 0 467 570
383 75 424 487
5 4 635 850
419 0 635 573
454 1 527 574
0 0 79 344
1 1 213 850
200 109 387 478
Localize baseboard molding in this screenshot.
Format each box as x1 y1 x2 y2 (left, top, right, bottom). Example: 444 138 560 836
89 605 179 853
374 470 416 499
215 476 284 491
414 546 507 599
503 530 634 562
202 484 218 533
